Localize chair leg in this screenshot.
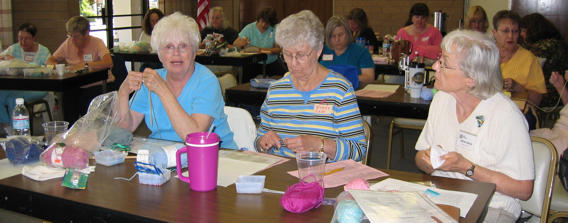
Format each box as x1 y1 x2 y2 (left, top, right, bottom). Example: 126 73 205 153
400 128 405 158
387 120 394 170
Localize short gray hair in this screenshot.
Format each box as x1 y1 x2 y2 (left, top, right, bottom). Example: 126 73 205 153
66 16 90 35
275 10 324 51
151 12 200 54
325 16 352 49
441 29 502 99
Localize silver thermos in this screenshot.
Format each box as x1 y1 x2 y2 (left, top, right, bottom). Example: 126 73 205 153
434 11 445 34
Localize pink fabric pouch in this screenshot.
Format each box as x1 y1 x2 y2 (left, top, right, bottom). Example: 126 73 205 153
280 180 324 213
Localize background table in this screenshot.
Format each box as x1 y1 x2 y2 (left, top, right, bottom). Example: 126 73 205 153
114 52 268 83
0 69 109 124
225 83 431 119
0 157 494 222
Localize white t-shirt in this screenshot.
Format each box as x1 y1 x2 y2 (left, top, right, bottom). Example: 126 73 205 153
415 91 534 218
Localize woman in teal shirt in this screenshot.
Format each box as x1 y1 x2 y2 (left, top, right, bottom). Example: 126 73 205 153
0 23 50 135
233 7 286 79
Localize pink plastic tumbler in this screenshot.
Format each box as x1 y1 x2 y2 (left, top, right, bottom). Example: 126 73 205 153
176 132 220 191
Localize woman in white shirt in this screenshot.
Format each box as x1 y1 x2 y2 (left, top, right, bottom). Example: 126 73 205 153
414 30 534 222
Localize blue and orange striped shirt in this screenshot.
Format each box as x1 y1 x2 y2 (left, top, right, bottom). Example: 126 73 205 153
255 71 367 162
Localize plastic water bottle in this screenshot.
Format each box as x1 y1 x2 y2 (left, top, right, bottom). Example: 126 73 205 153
356 37 365 47
12 98 30 136
382 37 391 57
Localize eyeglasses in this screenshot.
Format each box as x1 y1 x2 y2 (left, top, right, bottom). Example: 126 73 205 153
66 33 83 39
435 59 458 72
281 50 313 64
160 43 191 55
498 28 519 35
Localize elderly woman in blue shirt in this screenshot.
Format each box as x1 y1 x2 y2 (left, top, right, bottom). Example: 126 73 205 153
117 12 237 149
0 23 50 133
255 10 367 162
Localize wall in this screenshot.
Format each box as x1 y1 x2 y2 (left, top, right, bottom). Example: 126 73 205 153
468 0 510 31
512 0 568 42
333 0 464 38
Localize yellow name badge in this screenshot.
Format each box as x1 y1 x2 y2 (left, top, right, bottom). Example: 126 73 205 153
314 104 333 114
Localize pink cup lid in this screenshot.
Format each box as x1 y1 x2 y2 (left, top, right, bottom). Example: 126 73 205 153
185 132 220 145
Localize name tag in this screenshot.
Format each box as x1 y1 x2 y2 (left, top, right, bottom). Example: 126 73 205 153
421 36 430 42
322 54 333 61
456 130 476 150
313 104 333 114
23 54 34 62
83 54 93 62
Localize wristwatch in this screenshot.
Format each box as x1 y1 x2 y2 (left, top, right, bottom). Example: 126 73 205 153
320 138 325 153
465 164 476 177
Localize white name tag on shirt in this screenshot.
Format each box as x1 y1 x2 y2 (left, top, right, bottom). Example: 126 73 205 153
456 130 476 150
322 54 333 61
23 53 35 62
83 54 93 62
421 36 430 42
313 104 333 114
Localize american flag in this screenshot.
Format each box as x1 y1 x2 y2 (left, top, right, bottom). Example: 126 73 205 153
196 0 210 30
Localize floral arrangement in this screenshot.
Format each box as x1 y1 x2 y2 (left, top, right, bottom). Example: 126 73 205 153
203 33 228 56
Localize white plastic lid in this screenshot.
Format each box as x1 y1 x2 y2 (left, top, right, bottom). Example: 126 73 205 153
15 98 24 105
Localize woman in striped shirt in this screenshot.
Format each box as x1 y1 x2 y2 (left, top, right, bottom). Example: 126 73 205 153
255 10 367 162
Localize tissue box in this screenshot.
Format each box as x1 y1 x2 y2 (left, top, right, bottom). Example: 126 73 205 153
236 175 266 194
94 150 126 166
138 169 171 186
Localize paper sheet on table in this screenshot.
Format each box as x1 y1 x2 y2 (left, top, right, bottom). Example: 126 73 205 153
287 159 388 188
0 159 41 180
180 150 288 187
355 84 399 98
371 178 477 218
349 190 457 223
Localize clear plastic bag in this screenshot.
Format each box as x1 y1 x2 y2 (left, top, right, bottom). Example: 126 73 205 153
40 92 120 169
331 191 368 223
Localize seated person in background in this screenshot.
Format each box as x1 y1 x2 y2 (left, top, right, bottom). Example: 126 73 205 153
319 16 375 87
139 8 164 43
233 7 286 78
256 10 367 162
493 10 546 130
0 23 50 65
346 8 378 53
531 70 568 157
117 12 237 149
395 3 442 60
47 16 112 72
200 7 238 47
415 30 534 222
138 8 164 71
520 13 568 108
464 5 489 34
0 23 51 134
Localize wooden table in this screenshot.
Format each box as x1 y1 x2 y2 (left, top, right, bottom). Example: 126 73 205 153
0 158 494 222
225 83 431 119
113 52 268 83
0 69 109 124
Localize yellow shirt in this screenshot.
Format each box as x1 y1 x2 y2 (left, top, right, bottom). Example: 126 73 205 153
500 46 547 99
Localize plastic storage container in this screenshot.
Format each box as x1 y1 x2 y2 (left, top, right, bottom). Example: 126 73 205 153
138 168 171 186
94 150 126 166
236 175 266 194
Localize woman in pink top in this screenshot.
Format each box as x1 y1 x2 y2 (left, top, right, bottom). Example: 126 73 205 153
395 3 442 60
47 16 112 71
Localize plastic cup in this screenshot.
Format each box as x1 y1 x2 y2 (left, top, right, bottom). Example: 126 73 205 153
42 121 69 145
56 64 65 76
410 86 422 98
296 151 327 188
